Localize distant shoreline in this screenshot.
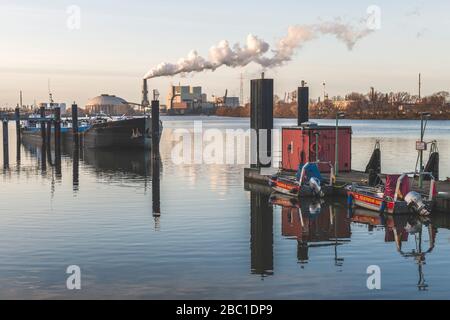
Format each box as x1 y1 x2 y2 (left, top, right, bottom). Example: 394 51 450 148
198 114 450 121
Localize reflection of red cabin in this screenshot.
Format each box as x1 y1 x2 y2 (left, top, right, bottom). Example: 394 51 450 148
282 126 352 172
351 212 408 243
281 207 351 241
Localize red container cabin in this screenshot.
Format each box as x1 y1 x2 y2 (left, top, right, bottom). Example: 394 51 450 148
281 125 352 172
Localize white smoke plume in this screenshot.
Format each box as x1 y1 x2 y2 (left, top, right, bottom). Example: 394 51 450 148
144 19 373 79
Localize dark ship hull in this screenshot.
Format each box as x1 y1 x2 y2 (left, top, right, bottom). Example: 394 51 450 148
21 117 160 149
21 127 86 145
83 117 153 149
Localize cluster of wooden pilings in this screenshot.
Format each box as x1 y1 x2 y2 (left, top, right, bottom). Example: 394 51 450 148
2 98 163 226
1 103 82 171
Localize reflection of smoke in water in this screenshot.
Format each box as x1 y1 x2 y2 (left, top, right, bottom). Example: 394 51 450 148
144 18 373 79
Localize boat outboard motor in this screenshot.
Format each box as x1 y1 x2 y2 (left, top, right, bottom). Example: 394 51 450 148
309 201 322 215
309 177 324 197
405 191 430 216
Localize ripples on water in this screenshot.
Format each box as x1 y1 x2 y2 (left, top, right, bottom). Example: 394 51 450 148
0 117 450 299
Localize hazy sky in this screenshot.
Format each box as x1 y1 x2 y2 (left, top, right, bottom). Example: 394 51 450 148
1 0 449 107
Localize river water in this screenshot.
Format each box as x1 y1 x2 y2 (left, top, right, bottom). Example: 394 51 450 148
1 117 449 299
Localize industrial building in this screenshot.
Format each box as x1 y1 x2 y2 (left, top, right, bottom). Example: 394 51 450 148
85 94 134 116
166 84 228 114
215 96 240 108
166 85 206 114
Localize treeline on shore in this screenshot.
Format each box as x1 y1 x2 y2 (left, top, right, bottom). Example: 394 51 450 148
216 90 450 120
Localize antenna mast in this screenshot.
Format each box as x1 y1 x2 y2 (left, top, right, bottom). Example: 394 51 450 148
418 73 422 102
240 73 244 106
48 79 54 104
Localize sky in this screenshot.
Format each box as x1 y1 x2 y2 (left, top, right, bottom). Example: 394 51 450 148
0 0 449 107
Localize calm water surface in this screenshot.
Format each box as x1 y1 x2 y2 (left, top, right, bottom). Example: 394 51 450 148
1 117 450 299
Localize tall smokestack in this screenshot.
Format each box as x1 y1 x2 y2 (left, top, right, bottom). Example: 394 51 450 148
142 79 150 110
298 80 309 126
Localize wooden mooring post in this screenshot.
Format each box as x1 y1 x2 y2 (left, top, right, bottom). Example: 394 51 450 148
2 117 9 167
39 105 46 145
54 107 61 174
71 103 79 144
15 107 21 162
15 106 21 143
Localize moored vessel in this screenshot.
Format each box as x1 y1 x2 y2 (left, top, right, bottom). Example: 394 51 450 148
269 162 335 198
347 172 437 216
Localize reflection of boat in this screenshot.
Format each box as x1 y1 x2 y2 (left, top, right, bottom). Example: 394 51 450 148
347 173 437 216
269 162 335 198
21 137 162 178
390 215 436 291
350 208 387 227
82 147 154 176
268 193 350 265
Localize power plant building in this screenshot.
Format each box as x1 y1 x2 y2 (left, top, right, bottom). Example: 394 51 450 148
166 85 206 114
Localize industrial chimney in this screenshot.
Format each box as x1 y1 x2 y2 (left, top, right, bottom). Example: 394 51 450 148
142 79 150 109
297 80 309 126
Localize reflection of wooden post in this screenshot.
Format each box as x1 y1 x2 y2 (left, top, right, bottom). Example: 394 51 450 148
73 142 79 192
2 118 9 167
250 192 273 277
152 157 161 220
41 135 47 172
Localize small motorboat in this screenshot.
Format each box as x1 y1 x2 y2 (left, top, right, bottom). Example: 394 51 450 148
347 172 437 216
269 162 335 198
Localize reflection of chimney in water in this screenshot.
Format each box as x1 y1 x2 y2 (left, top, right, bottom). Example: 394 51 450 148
250 192 274 277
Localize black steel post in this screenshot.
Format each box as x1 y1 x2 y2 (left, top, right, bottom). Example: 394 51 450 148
151 100 160 159
2 118 9 168
298 84 309 126
250 74 273 168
